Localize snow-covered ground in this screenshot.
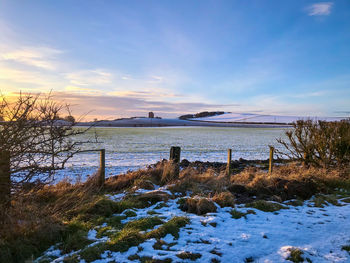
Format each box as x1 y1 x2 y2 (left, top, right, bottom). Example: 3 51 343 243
40 187 350 263
191 112 346 124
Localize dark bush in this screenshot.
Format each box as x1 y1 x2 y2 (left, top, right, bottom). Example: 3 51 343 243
277 119 350 168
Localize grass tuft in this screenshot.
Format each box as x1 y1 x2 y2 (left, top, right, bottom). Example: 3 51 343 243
176 252 202 260
286 248 304 263
212 192 235 208
230 209 255 219
245 200 288 212
146 216 189 239
124 217 164 231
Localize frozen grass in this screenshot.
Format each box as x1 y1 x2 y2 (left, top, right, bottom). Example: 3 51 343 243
35 192 350 263
2 162 350 262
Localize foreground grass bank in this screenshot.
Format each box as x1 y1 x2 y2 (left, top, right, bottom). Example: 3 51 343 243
1 161 350 262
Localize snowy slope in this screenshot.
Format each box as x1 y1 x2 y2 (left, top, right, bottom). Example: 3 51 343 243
40 188 350 263
191 112 346 124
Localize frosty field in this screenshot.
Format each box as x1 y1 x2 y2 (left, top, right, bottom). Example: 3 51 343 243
59 127 287 181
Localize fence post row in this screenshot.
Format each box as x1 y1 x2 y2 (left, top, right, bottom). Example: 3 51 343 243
0 150 11 210
269 146 274 174
226 149 232 176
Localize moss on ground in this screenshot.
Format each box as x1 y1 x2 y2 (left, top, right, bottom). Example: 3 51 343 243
342 245 350 254
59 220 93 253
124 217 164 231
230 209 256 219
245 200 288 212
284 199 304 206
154 202 169 209
146 216 190 239
286 248 304 263
62 254 80 263
79 243 105 262
312 194 341 207
176 252 202 260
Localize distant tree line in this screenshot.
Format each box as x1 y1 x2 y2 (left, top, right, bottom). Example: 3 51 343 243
179 111 225 120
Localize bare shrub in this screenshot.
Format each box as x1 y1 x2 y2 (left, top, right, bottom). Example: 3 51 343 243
277 119 350 168
0 92 92 214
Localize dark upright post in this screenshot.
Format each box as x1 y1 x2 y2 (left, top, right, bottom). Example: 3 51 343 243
0 150 11 211
226 149 232 176
99 149 105 187
269 146 274 174
169 146 181 163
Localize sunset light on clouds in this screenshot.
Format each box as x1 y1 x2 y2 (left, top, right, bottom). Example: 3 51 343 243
0 0 349 120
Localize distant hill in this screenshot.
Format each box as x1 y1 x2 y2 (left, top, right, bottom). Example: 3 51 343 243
188 112 346 124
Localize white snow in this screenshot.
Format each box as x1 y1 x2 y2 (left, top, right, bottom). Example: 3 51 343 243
191 112 346 124
39 195 350 262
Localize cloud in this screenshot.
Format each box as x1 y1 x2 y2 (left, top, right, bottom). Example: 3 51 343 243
306 2 333 16
0 46 62 70
65 69 113 86
25 91 232 120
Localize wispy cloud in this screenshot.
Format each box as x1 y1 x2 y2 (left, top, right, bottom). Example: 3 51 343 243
1 46 62 70
66 69 113 86
37 91 232 120
306 2 333 16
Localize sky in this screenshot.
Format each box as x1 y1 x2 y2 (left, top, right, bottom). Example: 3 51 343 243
0 0 349 120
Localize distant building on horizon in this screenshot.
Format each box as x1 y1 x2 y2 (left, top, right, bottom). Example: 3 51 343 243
148 112 154 118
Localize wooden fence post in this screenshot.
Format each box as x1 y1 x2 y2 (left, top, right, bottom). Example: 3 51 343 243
269 146 274 174
226 149 232 176
170 146 181 163
98 149 105 187
0 150 11 210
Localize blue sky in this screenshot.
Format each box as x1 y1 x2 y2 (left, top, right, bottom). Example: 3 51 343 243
0 0 349 119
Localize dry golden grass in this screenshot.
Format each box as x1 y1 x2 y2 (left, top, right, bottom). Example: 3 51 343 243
231 162 349 187
212 192 235 208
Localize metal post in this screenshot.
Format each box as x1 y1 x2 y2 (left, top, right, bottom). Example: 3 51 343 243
269 146 274 174
226 149 232 176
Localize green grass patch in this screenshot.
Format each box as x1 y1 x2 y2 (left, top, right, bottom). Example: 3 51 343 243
59 220 93 253
286 248 304 263
106 228 144 252
146 216 190 239
245 200 288 212
153 239 167 250
79 243 105 262
124 217 164 231
312 194 341 207
96 226 114 238
176 252 202 260
284 200 304 207
154 202 169 209
230 209 256 219
342 245 350 254
147 210 160 215
341 197 350 203
80 195 157 220
105 215 126 228
140 256 173 263
62 254 80 263
124 210 137 217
